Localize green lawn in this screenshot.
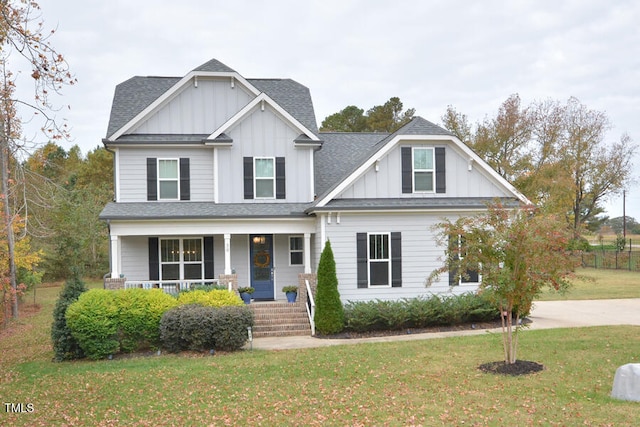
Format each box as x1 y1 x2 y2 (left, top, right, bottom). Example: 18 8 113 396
1 281 639 426
537 267 640 301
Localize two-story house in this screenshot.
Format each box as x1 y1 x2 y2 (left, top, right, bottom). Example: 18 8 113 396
100 58 529 303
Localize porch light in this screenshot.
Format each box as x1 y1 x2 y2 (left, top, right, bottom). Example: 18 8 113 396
252 236 266 245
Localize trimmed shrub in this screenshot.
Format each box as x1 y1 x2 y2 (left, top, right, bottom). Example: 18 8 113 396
177 289 243 308
314 240 344 334
160 304 253 352
210 306 254 351
114 288 179 352
51 275 87 361
343 293 500 333
66 289 120 359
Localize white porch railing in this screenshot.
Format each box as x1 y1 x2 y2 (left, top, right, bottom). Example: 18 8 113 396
304 279 315 335
124 279 221 294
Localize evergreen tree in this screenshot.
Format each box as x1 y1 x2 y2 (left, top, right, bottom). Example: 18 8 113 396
51 273 87 361
314 240 344 334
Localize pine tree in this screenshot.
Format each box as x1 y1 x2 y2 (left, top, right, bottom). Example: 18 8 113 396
51 273 87 361
314 240 344 334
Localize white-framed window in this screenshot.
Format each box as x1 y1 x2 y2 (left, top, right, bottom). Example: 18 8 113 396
160 238 203 280
413 147 434 192
158 159 179 200
451 235 480 285
368 233 391 287
254 157 275 199
289 236 303 266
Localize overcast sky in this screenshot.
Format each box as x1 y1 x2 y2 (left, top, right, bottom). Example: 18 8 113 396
16 0 640 220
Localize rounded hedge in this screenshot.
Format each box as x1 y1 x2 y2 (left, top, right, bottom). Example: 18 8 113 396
177 289 243 307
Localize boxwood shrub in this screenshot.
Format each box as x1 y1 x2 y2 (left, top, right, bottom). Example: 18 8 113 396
160 304 253 352
343 292 500 333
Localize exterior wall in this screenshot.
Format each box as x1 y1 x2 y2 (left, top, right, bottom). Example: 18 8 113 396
117 146 214 202
323 211 480 302
217 106 315 203
119 233 312 302
120 236 150 281
132 78 254 135
337 141 510 199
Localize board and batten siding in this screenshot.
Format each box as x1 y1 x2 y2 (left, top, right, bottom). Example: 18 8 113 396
117 147 214 202
217 106 315 203
131 78 254 135
337 142 511 199
322 212 477 302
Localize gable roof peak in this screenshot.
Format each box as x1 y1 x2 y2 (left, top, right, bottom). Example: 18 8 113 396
394 116 453 137
192 58 236 73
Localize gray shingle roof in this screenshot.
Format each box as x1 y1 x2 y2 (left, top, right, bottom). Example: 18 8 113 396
309 197 521 212
106 76 181 138
105 60 319 140
99 202 313 220
314 132 387 196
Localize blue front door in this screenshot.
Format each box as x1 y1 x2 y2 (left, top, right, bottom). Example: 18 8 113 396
250 235 274 300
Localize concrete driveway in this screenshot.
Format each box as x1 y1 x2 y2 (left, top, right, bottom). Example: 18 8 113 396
248 299 640 351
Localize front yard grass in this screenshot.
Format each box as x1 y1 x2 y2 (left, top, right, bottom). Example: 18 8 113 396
1 281 639 426
537 267 640 301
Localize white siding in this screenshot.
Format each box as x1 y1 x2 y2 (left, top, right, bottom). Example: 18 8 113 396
323 211 479 302
217 106 315 203
118 147 214 202
132 78 253 135
338 142 510 199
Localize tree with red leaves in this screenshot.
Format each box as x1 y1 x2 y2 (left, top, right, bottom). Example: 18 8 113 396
428 203 579 365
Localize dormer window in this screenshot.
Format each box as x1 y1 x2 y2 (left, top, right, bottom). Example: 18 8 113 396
413 148 434 192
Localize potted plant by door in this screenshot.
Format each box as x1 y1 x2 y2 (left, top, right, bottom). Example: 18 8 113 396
238 287 255 304
282 286 298 303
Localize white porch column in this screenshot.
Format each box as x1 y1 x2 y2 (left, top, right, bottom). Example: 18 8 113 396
110 235 120 278
304 232 312 274
224 233 232 274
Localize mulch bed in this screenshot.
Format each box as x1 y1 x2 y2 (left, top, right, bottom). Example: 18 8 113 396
478 360 545 376
315 320 504 340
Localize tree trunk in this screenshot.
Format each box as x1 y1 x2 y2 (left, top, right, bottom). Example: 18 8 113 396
500 303 518 364
0 134 18 318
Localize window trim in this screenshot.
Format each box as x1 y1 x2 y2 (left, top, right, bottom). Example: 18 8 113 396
158 158 180 200
254 156 276 199
159 237 204 281
453 234 481 286
289 235 304 266
412 147 435 193
367 232 391 287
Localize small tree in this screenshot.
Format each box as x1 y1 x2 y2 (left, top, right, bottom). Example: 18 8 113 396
51 273 87 361
314 240 344 335
429 203 578 365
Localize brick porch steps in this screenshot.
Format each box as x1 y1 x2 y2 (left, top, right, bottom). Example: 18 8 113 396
249 301 311 337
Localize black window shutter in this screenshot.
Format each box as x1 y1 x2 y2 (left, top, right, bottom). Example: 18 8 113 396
391 232 402 287
435 147 446 194
275 157 286 199
243 157 253 199
356 233 368 288
401 147 412 193
203 236 214 279
179 158 190 200
147 158 157 201
148 237 159 280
